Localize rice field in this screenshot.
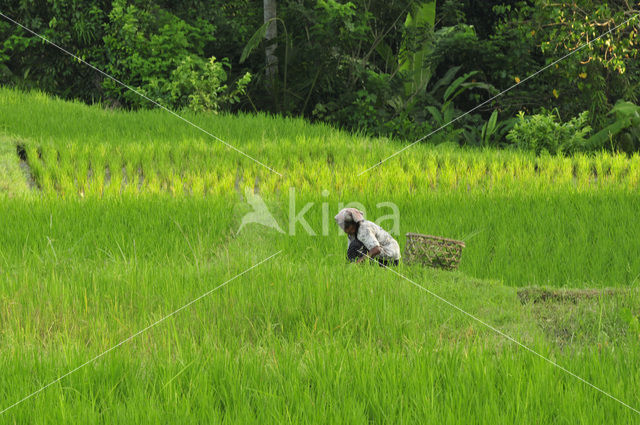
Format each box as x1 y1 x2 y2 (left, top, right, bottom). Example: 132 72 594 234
12 138 640 198
1 87 639 423
3 86 640 198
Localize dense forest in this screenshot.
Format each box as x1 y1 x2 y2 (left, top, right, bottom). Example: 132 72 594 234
1 0 639 152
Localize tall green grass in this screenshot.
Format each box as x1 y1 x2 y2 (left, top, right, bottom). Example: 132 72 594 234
3 87 640 286
1 87 640 424
269 191 640 287
2 86 640 198
1 199 639 424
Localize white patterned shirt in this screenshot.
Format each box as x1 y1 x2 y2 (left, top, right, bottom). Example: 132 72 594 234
348 220 401 260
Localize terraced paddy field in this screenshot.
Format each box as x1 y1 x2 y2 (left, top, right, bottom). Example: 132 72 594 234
1 87 639 423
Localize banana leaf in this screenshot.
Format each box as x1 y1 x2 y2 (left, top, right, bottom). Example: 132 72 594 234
586 101 640 149
399 1 436 96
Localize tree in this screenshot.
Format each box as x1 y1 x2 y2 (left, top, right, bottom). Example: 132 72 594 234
263 0 278 86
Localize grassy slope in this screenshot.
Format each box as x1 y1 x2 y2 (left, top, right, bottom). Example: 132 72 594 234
1 88 639 423
1 86 640 196
1 200 639 424
2 87 640 287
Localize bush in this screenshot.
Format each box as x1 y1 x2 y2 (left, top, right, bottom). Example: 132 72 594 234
586 100 640 153
102 0 214 109
506 110 592 154
168 56 251 113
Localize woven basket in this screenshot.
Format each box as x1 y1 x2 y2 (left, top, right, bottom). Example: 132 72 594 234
404 233 465 270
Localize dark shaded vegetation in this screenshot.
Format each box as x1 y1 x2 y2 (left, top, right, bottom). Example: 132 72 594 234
1 0 639 152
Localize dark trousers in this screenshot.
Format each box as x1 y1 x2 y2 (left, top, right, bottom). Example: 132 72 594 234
347 239 398 267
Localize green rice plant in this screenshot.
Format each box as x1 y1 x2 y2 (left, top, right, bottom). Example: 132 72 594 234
594 151 613 188
39 144 57 169
424 154 438 189
515 152 534 184
3 88 640 424
190 174 205 198
504 154 517 182
536 155 555 188
24 143 44 188
57 170 76 197
450 156 466 191
38 144 61 194
554 155 573 186
188 140 206 172
122 153 138 197
75 144 91 197
57 143 73 183
468 156 486 190
170 170 184 196
0 138 30 197
168 142 182 172
203 172 217 197
107 147 124 197
627 153 640 190
91 144 109 197
39 170 55 194
146 169 161 195
487 157 501 189
610 152 628 182
102 148 115 197
572 153 589 190
157 144 172 175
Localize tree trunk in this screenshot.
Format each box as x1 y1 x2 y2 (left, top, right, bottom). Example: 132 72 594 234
263 0 278 85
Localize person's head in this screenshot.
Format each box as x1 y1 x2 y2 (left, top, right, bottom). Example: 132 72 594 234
343 220 358 235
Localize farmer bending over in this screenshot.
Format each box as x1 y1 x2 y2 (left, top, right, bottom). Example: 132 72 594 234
334 208 400 266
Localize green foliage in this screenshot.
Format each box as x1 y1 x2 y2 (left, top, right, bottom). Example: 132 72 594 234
463 110 516 147
587 100 640 153
96 1 251 112
102 0 211 109
398 1 437 96
0 0 110 98
507 110 592 154
239 21 270 65
2 0 640 150
538 3 639 75
168 56 252 113
424 67 496 143
490 1 640 127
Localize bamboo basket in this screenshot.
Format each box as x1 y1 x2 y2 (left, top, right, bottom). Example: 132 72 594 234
404 233 465 270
